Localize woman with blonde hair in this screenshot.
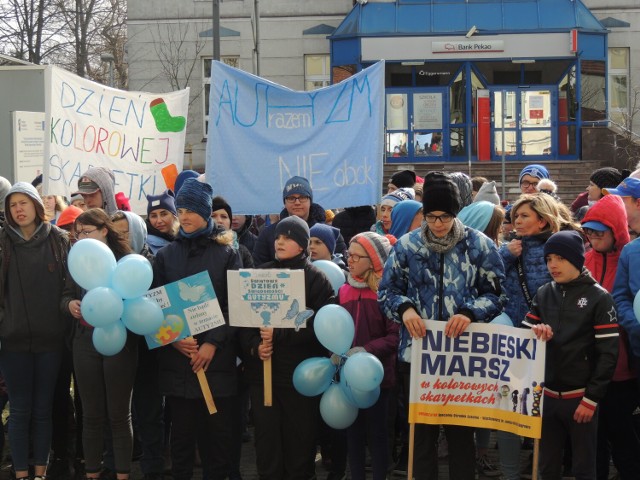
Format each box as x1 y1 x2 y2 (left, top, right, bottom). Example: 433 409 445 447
496 192 576 480
42 195 67 225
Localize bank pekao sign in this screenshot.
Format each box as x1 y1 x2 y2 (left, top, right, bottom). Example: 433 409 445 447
433 40 504 54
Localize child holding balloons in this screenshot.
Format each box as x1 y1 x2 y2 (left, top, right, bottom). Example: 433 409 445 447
338 232 399 480
239 215 335 480
63 208 137 480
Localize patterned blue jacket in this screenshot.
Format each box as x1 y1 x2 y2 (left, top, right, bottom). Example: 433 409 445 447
378 226 505 363
499 233 551 327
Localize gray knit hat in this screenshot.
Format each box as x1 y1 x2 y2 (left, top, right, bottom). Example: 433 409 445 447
474 181 500 205
0 176 12 212
78 166 117 215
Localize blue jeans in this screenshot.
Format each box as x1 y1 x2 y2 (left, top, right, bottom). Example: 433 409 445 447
496 430 522 480
0 350 62 471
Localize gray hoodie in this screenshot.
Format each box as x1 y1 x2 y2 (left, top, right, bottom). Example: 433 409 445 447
81 167 118 215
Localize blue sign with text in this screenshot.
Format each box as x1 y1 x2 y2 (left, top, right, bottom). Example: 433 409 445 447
206 61 385 214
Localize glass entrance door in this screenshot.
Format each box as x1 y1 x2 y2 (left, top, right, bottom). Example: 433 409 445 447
385 88 448 163
491 88 556 159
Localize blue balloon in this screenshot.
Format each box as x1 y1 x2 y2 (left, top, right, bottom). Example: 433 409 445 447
313 260 346 295
343 352 384 392
634 291 640 324
313 304 355 355
122 297 164 335
293 357 336 397
339 375 380 409
111 254 154 299
490 312 514 327
81 287 123 328
68 238 116 290
320 383 359 429
92 321 127 356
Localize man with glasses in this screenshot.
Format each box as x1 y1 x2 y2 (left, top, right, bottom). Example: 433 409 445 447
518 164 550 195
379 171 505 480
252 176 347 265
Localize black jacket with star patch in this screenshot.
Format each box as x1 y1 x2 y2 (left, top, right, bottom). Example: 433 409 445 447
523 270 618 406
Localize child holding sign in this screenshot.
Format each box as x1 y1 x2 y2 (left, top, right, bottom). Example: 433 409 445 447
239 216 334 480
152 178 241 480
523 230 619 479
339 232 399 480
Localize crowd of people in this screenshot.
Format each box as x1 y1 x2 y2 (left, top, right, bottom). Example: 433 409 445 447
0 161 638 480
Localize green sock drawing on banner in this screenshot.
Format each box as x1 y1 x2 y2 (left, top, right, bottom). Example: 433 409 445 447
150 98 186 132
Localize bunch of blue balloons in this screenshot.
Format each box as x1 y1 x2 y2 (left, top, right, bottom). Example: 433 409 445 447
68 239 164 355
292 304 384 429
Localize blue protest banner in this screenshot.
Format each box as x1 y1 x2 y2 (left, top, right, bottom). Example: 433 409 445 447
206 61 385 214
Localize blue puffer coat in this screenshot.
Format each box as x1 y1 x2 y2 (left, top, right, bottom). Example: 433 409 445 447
499 232 552 327
378 224 505 363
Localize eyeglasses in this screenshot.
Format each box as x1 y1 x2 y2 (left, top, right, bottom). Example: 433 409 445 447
347 253 370 263
583 228 607 238
285 195 310 204
520 180 539 189
424 213 454 224
76 228 98 237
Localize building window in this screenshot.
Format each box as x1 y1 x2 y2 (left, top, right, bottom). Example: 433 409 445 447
203 56 240 138
608 48 629 127
305 55 330 91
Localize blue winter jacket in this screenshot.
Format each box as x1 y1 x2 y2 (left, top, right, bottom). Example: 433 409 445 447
612 238 640 357
499 232 552 327
378 225 505 363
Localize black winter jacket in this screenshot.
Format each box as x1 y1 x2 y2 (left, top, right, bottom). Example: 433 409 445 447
153 227 241 399
239 253 335 387
0 223 70 352
524 270 619 405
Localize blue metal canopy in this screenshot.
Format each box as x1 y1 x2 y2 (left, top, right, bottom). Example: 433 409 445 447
331 0 606 38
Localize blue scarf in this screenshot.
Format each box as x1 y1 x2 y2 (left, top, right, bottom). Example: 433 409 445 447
178 218 215 239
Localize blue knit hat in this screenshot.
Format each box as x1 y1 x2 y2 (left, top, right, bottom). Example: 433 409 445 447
519 164 549 184
147 190 177 217
175 178 213 222
310 223 340 254
283 176 313 202
458 201 495 233
390 200 423 238
174 170 199 195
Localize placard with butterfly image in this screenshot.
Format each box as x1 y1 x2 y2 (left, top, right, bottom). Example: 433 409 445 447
227 269 311 330
144 271 226 349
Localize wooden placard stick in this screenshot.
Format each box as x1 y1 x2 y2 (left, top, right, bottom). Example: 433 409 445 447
187 336 217 414
407 422 415 480
263 357 273 406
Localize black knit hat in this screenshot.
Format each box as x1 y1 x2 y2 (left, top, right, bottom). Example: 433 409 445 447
275 216 310 251
590 167 626 190
390 170 416 189
175 178 213 222
211 196 232 221
544 230 585 273
422 172 461 216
